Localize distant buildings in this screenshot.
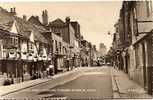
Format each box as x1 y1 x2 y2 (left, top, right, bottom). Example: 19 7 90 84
0 7 99 85
98 43 107 57
96 43 107 65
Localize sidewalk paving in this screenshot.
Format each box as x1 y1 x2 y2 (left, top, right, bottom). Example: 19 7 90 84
1 67 149 99
111 68 153 99
0 67 88 97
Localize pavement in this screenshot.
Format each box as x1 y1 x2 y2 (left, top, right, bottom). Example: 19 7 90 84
0 67 100 98
111 68 153 99
1 66 152 99
0 67 90 98
1 66 113 99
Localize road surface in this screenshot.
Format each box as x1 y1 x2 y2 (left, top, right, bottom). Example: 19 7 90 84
2 66 113 99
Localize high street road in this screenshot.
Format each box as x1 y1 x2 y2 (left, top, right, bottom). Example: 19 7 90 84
2 66 113 99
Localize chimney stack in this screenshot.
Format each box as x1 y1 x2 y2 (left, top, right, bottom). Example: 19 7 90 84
13 7 16 13
42 9 48 25
35 16 40 21
65 16 70 24
10 8 13 13
10 7 16 15
23 15 27 21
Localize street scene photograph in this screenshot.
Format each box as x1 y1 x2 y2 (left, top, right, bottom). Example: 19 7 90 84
0 0 153 99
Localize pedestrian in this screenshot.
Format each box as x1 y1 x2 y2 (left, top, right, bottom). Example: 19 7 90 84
49 64 54 78
42 70 47 79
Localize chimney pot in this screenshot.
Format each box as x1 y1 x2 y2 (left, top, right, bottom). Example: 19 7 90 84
42 10 48 25
66 16 70 23
10 8 13 13
36 16 39 19
13 7 16 13
23 15 27 21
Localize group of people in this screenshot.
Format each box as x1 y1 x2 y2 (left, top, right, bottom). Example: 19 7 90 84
32 64 54 79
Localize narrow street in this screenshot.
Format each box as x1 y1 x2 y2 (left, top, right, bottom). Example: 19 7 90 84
1 1 153 99
2 67 113 99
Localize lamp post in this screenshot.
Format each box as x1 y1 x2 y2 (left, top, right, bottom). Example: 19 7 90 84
108 30 116 68
86 47 90 67
66 55 70 71
69 45 74 70
33 55 38 77
72 53 75 69
54 50 58 74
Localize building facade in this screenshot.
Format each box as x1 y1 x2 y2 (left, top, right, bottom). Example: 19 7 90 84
0 7 52 84
112 1 153 95
0 7 98 85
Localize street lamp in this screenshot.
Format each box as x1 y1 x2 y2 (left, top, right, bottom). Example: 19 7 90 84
54 50 58 74
108 31 111 35
69 45 74 70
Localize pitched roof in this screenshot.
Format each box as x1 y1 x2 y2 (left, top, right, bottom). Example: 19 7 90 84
28 16 43 26
15 17 49 44
0 9 14 31
0 29 17 39
49 18 66 26
0 8 49 44
70 21 80 38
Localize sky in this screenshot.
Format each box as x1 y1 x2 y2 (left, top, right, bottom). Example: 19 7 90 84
0 1 122 51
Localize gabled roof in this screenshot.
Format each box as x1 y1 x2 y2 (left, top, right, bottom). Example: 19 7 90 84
0 9 14 31
15 17 49 44
49 18 66 26
28 16 43 26
0 8 49 44
71 21 79 27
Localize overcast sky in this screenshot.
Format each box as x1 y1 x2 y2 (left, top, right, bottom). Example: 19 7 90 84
0 1 122 51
